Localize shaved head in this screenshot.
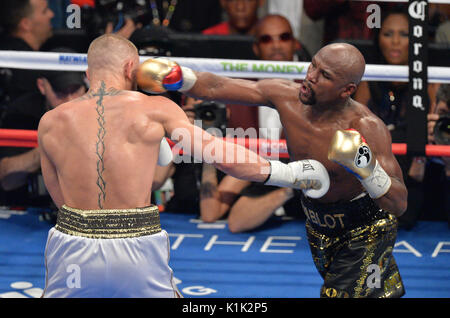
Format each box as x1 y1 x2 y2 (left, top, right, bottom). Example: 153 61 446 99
255 14 293 36
87 34 139 77
317 43 366 85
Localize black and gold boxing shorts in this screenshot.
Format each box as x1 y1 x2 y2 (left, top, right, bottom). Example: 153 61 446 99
301 194 405 298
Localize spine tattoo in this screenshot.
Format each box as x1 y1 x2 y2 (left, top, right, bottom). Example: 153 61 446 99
95 82 107 209
82 82 121 209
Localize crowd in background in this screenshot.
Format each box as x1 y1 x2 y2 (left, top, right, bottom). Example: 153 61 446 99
0 0 448 231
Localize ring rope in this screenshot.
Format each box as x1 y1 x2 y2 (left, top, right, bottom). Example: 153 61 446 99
1 129 448 157
0 51 449 83
352 0 449 3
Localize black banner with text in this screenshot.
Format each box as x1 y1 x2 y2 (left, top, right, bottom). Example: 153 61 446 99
407 0 429 156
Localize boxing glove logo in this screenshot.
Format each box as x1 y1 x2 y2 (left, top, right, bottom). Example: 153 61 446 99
354 145 372 168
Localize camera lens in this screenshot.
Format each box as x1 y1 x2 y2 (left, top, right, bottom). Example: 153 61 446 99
434 115 450 145
201 110 216 121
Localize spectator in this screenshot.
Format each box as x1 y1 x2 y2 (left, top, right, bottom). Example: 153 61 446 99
252 14 310 62
199 155 302 233
430 3 450 44
69 0 142 39
48 0 71 29
254 14 309 140
163 0 223 33
0 67 87 207
266 0 303 41
202 0 264 132
353 7 436 229
72 0 223 33
0 1 141 103
0 0 55 101
435 20 450 45
303 0 394 46
428 84 450 146
202 0 264 36
426 84 450 227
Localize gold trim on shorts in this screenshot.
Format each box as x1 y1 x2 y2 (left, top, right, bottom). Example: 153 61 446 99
55 204 161 239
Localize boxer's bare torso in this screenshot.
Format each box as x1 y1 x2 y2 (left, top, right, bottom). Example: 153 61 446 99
260 80 393 203
38 84 166 210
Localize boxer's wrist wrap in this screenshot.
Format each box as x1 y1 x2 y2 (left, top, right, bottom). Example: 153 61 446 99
179 66 197 92
360 160 392 199
264 160 293 188
157 138 173 166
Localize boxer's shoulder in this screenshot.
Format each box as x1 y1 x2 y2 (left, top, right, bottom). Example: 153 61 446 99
347 101 382 129
351 111 386 134
39 102 67 126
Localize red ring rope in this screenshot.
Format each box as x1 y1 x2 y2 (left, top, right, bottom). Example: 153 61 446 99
0 129 449 157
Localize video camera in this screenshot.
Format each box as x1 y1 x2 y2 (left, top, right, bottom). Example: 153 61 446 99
434 114 450 145
81 0 152 38
194 101 227 136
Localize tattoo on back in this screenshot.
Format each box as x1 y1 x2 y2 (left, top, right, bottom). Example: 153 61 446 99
89 81 121 209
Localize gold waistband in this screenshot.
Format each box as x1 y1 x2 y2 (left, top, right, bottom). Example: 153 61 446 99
55 204 161 239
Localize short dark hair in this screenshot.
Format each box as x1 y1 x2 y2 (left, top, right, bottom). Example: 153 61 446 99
436 84 450 108
0 0 33 34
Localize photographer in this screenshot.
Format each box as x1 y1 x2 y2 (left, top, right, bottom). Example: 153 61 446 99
428 84 450 150
77 0 143 40
426 84 450 227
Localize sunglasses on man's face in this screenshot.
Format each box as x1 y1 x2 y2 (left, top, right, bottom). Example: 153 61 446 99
258 32 293 44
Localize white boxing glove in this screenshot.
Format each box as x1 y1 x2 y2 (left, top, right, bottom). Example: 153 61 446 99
158 138 173 166
265 159 330 199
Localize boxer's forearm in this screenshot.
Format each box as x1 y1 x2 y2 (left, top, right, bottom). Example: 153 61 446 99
187 72 267 107
137 58 270 106
213 155 270 183
374 177 408 217
188 71 231 101
188 130 270 183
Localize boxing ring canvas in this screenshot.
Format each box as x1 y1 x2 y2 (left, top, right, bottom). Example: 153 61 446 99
0 209 449 298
